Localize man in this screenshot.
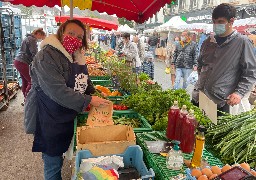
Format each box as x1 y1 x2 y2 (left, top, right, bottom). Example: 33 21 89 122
148 32 159 59
172 30 198 90
192 3 256 115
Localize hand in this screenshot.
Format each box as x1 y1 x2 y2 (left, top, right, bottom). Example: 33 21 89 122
90 96 111 107
193 66 197 71
226 93 242 106
73 49 85 65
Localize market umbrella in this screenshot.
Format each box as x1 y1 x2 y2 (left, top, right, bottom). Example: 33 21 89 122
4 0 172 23
55 15 118 31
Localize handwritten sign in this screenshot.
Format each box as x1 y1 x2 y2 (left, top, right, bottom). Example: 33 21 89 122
86 101 114 126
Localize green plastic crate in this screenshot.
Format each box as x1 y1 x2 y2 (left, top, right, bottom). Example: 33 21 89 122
90 76 110 80
107 95 129 104
136 131 223 180
91 79 112 86
75 110 152 133
113 110 152 133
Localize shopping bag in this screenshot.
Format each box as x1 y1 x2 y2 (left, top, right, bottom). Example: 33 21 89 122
249 88 256 105
187 71 198 85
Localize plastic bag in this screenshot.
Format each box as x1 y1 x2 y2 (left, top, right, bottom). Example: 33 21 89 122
187 71 198 85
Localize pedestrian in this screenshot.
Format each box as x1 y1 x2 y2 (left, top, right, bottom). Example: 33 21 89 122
148 32 159 59
142 53 154 80
26 19 111 179
110 33 116 50
133 35 145 61
122 33 142 74
14 28 46 103
165 37 176 87
172 30 198 90
192 3 256 116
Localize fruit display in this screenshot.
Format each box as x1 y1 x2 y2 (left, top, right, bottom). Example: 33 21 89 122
95 85 122 97
113 104 129 110
87 63 106 76
85 56 96 64
187 163 255 180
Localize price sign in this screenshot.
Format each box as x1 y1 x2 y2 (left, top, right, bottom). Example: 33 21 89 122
86 101 114 126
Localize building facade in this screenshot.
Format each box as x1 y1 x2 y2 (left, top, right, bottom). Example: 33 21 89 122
137 0 256 30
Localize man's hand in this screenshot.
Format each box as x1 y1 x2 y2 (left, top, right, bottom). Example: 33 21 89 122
226 93 242 106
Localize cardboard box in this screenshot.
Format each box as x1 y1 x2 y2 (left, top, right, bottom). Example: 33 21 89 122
76 125 136 156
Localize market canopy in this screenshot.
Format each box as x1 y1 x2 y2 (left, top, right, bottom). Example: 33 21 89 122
117 24 136 34
4 0 172 23
155 16 187 32
55 15 118 31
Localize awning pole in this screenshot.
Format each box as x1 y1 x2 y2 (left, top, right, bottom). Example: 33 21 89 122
70 0 73 19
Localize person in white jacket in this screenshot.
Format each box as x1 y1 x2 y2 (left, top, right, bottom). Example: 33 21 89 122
122 32 142 73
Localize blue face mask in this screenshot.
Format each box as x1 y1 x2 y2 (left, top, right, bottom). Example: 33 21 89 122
213 24 227 36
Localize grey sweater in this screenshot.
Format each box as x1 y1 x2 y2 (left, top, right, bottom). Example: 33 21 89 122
192 31 256 107
15 34 38 65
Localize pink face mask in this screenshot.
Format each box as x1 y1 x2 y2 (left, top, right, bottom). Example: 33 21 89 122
62 35 82 54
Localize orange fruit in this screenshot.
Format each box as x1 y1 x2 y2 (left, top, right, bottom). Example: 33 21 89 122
240 162 250 172
211 166 222 175
191 169 202 178
201 168 213 178
209 174 218 179
221 164 231 173
198 175 209 180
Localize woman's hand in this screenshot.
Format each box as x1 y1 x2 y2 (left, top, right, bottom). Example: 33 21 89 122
90 96 111 107
73 49 85 65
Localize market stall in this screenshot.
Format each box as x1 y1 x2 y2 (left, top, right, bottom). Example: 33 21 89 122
55 15 118 31
155 16 187 32
4 1 256 180
7 0 172 23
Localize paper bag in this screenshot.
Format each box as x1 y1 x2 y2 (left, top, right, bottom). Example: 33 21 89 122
86 101 114 126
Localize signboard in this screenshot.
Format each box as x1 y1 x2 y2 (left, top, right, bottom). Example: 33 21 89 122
86 102 114 126
199 91 217 125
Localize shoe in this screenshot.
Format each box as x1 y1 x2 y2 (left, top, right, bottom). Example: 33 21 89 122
21 102 24 106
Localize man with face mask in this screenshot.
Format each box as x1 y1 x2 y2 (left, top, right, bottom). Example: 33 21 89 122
172 30 198 90
192 3 256 116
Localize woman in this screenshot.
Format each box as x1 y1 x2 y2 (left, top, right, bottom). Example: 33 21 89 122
26 19 110 179
122 33 142 73
14 28 46 100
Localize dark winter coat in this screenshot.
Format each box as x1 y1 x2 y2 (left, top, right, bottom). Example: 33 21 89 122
172 41 198 69
28 35 94 156
15 34 38 65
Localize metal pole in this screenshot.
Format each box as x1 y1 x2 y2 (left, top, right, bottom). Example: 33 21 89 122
70 0 73 19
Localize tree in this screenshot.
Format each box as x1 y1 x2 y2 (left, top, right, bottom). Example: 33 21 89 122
118 17 134 28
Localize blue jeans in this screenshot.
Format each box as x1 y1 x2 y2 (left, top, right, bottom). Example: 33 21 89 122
174 68 193 89
42 153 63 180
149 46 156 59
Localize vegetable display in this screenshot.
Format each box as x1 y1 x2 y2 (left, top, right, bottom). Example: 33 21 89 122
122 89 210 131
112 117 141 128
206 109 256 167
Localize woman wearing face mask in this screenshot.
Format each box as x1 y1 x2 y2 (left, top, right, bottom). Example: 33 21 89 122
26 19 110 179
14 28 46 102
